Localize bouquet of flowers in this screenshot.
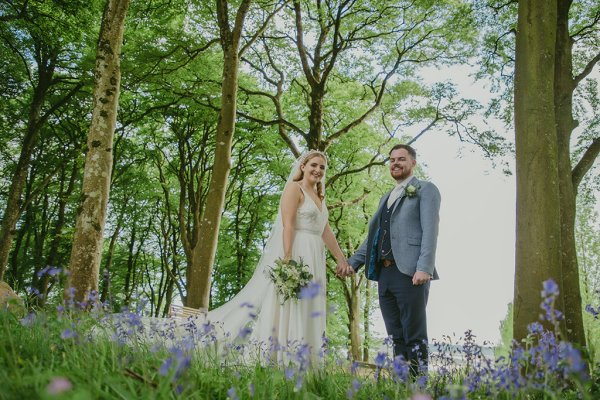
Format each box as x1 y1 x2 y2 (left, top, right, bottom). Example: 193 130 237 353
268 257 313 304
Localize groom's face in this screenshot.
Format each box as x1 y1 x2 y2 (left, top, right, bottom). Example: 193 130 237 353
389 148 416 181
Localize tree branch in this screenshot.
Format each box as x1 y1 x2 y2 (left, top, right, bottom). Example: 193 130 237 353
573 51 600 87
572 136 600 190
240 0 289 56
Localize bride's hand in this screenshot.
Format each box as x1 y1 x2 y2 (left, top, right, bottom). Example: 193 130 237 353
282 254 292 263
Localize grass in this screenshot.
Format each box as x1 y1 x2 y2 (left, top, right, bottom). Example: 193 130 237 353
1 280 599 399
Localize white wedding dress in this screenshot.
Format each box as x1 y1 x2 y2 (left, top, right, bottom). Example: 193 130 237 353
206 185 328 366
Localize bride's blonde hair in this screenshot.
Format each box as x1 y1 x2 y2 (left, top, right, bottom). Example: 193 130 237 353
293 150 327 200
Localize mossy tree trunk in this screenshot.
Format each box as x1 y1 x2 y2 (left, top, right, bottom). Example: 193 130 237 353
67 0 130 303
513 0 565 341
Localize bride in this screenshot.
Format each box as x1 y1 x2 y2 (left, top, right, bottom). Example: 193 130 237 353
202 150 349 366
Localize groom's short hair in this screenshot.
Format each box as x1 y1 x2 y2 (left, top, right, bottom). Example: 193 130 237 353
389 144 417 159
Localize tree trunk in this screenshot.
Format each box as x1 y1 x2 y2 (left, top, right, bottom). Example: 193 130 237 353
349 274 362 360
123 225 137 306
186 0 251 309
0 57 55 280
513 0 564 341
67 0 130 303
308 85 325 149
554 0 585 347
100 217 123 304
362 279 372 362
37 161 79 305
187 46 240 308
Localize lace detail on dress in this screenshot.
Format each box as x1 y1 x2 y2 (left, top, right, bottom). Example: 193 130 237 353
296 186 328 235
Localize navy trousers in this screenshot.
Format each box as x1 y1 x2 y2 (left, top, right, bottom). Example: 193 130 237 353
378 263 430 375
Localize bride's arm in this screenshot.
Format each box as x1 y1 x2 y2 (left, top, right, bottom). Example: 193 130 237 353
280 184 302 261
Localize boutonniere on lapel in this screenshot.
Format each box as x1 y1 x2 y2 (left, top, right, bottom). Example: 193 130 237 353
405 184 419 198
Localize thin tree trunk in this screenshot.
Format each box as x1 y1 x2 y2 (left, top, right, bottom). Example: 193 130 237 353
123 225 137 306
513 0 564 341
362 279 372 362
0 55 55 280
349 274 362 360
186 0 251 309
100 216 123 304
67 0 130 303
37 161 79 305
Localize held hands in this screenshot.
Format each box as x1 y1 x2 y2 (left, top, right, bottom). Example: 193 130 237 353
336 260 354 278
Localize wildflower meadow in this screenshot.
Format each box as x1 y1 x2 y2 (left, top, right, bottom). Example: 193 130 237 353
1 279 598 399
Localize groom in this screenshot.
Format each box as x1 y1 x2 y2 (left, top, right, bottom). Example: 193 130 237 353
342 144 441 375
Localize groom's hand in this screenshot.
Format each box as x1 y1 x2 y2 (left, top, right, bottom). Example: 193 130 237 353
412 271 431 285
336 262 354 278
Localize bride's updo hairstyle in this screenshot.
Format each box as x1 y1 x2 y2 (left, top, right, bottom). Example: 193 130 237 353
293 150 327 200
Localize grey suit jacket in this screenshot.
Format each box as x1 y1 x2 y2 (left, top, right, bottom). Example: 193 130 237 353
348 176 441 281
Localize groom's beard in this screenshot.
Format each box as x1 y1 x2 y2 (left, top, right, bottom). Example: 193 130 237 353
391 168 410 181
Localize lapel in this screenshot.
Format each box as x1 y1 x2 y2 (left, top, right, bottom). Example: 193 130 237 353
391 176 418 214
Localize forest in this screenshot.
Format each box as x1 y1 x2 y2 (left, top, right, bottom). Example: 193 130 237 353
0 0 599 398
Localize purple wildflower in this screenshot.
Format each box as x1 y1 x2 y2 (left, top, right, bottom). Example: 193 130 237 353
542 279 559 297
238 327 252 340
374 351 386 368
527 322 544 334
159 358 174 376
46 377 72 395
585 304 599 319
227 387 239 400
299 281 322 299
247 382 255 397
391 356 409 382
20 313 36 327
383 336 394 347
284 367 295 380
60 329 77 340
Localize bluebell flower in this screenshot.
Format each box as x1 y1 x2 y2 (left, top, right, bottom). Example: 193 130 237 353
351 361 359 375
227 387 238 400
238 327 252 340
346 379 361 399
585 304 599 319
383 336 394 347
542 279 559 297
527 322 544 334
284 367 295 380
559 342 587 378
60 329 77 339
159 358 174 376
20 313 36 327
247 382 255 397
299 281 322 299
374 352 386 368
391 356 409 382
